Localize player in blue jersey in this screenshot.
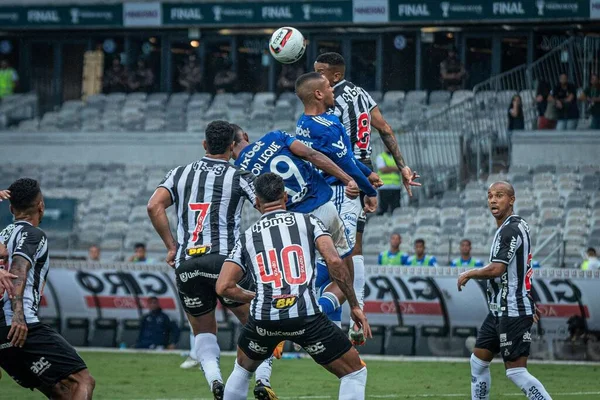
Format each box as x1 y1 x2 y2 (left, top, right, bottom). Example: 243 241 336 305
295 72 382 341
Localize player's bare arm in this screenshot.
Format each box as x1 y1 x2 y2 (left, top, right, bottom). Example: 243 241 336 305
457 262 507 291
147 187 177 267
316 235 372 339
289 141 360 199
7 255 31 347
216 262 256 304
370 106 421 196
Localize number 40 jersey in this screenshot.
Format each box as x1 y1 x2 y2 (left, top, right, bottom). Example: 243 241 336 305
234 130 333 214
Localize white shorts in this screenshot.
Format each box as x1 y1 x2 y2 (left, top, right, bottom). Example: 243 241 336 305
329 184 361 252
311 200 353 258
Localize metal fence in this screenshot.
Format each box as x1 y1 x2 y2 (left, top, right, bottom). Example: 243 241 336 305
393 36 592 191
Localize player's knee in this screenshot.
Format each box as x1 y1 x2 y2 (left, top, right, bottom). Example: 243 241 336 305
470 353 490 374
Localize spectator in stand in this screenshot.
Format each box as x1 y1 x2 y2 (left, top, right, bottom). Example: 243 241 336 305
128 242 154 264
375 149 402 215
580 73 600 130
128 59 155 93
0 59 18 98
405 239 438 266
378 233 408 266
87 245 101 262
277 63 304 94
213 60 238 94
507 94 525 132
536 80 556 130
581 247 600 270
136 296 180 349
103 57 128 93
450 239 483 267
178 54 202 93
550 73 579 130
440 46 466 92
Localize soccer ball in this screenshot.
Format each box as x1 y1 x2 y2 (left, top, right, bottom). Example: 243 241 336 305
269 27 306 64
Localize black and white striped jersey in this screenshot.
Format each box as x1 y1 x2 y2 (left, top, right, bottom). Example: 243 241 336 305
487 215 535 317
332 79 378 160
159 157 257 268
0 221 49 327
226 211 330 321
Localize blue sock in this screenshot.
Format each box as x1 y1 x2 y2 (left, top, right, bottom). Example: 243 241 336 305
318 292 340 315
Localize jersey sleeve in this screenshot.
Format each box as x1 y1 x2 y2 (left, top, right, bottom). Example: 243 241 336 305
308 214 331 242
450 259 457 267
237 169 257 207
492 225 520 265
375 155 386 170
360 87 377 111
12 227 46 267
429 256 438 267
378 252 383 265
226 238 247 272
475 259 484 267
157 167 180 203
276 130 296 147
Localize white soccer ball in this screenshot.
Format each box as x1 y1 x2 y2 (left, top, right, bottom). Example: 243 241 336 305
269 27 306 64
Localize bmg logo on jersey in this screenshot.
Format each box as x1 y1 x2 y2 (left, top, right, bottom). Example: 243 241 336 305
30 357 51 376
249 341 268 354
304 342 326 355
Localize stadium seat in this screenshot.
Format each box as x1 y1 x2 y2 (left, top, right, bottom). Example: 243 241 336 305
385 326 416 356
119 319 141 348
63 318 90 347
39 317 61 333
90 318 118 348
358 325 385 355
216 321 236 351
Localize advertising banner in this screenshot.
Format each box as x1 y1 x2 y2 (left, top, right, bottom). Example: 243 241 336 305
123 2 161 27
38 265 599 343
0 198 76 231
389 0 590 22
352 0 390 23
0 5 122 28
162 1 352 26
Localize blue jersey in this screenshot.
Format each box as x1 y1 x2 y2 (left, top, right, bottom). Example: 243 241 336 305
296 112 376 197
234 130 333 213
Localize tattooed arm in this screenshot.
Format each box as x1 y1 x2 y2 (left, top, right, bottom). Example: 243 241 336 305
8 256 31 347
370 106 421 196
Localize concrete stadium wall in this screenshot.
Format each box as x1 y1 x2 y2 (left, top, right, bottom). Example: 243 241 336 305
1 131 209 166
511 130 600 167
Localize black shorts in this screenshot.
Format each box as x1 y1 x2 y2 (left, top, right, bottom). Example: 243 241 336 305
238 312 352 365
0 323 87 390
176 253 254 317
475 313 534 362
356 158 374 234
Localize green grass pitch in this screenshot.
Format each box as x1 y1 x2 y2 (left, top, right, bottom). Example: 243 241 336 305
1 351 599 399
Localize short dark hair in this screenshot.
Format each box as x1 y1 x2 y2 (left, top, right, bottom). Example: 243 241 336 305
391 233 401 239
255 173 285 203
295 72 324 94
587 247 597 255
134 243 146 250
205 120 234 155
315 52 345 66
8 178 41 212
414 238 425 246
230 123 245 145
461 239 472 246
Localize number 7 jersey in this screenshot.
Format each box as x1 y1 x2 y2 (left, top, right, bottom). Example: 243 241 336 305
227 211 330 321
332 79 378 160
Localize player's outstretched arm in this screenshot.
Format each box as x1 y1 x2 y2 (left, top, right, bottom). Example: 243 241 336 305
147 188 177 267
316 235 372 339
370 106 421 196
7 255 31 347
457 262 506 291
216 262 255 304
289 141 357 193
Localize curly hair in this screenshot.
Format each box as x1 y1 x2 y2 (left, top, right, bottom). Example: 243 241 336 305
205 120 234 155
8 178 41 211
